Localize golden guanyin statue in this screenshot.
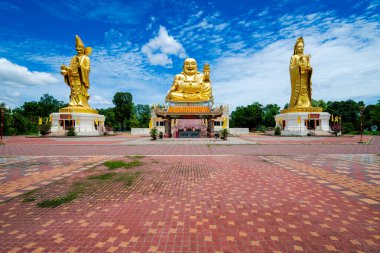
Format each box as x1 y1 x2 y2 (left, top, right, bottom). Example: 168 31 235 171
290 37 312 108
60 35 97 113
284 37 321 113
166 58 213 102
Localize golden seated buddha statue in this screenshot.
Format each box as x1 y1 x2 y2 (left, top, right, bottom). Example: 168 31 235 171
166 58 213 102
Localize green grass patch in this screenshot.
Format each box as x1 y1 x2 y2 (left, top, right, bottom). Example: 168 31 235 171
124 160 142 168
23 196 36 202
104 160 128 170
37 181 87 208
22 189 37 202
87 172 116 180
114 172 141 188
37 190 80 208
104 160 142 170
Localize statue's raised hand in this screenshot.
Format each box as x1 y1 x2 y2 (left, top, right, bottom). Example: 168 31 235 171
203 63 210 82
60 64 67 75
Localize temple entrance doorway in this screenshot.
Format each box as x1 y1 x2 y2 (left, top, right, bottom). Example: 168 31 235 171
173 119 206 138
307 119 316 130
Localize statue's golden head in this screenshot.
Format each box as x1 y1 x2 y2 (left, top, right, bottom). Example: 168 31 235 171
183 58 197 76
75 35 92 56
75 35 85 55
293 37 304 55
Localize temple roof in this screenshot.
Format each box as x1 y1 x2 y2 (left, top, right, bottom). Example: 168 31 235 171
155 106 223 118
167 106 211 113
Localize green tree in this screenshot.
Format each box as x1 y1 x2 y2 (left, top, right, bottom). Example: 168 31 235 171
0 103 16 136
262 104 280 127
1 94 66 135
312 99 328 111
98 108 119 131
363 100 380 130
230 102 263 130
112 92 133 131
22 101 41 121
19 94 66 131
38 94 66 117
12 108 34 134
133 104 151 128
326 99 364 133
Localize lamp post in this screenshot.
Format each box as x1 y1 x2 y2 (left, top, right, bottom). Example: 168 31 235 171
359 106 365 143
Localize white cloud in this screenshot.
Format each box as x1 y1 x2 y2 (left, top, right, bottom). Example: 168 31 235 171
141 26 187 67
212 14 380 111
215 23 229 31
0 58 61 107
258 8 269 17
147 16 156 30
0 58 59 87
91 95 112 106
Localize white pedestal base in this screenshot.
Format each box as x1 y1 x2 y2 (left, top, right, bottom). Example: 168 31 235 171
275 112 331 136
50 112 105 136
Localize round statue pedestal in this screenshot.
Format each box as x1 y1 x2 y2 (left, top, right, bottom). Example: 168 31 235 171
275 111 331 136
50 112 105 136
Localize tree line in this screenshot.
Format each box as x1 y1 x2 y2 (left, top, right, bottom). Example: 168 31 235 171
230 99 380 133
1 94 379 135
0 92 150 135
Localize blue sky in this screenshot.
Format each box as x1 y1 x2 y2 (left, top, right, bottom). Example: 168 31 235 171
1 0 379 111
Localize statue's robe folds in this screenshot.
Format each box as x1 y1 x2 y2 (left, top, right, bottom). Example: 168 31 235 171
166 72 212 102
289 55 312 108
64 55 91 108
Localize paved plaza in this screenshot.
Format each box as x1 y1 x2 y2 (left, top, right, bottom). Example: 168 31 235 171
0 135 379 252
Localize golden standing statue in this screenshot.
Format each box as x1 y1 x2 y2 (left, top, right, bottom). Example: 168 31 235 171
60 35 97 113
290 37 312 108
166 58 213 102
282 37 322 113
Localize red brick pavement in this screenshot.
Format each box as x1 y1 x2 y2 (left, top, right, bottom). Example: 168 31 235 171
0 137 379 156
241 135 373 145
0 156 379 253
2 136 124 146
287 154 380 184
0 156 109 203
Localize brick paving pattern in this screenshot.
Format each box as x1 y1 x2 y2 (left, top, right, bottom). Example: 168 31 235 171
0 136 379 252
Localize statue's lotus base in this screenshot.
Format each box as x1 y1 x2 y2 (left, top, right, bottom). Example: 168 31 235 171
281 106 322 114
50 112 105 136
275 111 331 136
59 106 98 114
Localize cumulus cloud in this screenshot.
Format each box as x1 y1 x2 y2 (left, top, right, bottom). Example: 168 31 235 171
0 58 59 87
0 58 61 107
141 26 187 67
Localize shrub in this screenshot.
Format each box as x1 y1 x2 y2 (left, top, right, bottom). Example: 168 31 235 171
220 128 229 140
66 126 76 136
150 127 158 140
38 122 51 136
330 124 341 134
274 126 281 135
257 125 267 133
159 131 163 139
342 122 355 134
